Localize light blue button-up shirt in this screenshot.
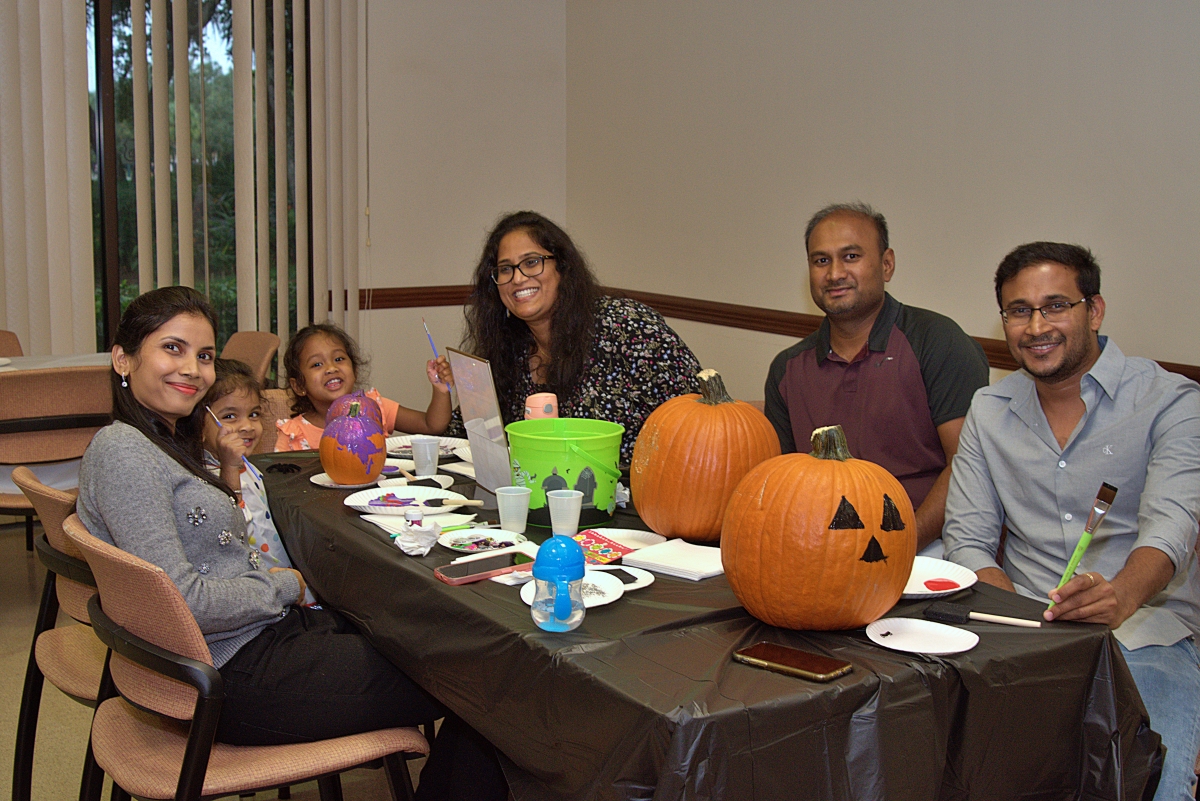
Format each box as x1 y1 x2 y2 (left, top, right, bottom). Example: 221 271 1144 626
944 338 1200 650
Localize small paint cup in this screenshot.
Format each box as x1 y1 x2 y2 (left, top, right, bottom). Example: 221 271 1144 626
525 393 559 419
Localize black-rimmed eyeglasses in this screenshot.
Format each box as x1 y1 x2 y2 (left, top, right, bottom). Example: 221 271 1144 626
491 254 555 285
999 297 1092 325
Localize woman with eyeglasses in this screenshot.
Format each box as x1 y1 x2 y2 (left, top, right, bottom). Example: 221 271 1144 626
454 210 701 464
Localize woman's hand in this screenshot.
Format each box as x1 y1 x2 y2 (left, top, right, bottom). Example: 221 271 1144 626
428 356 454 391
270 567 307 605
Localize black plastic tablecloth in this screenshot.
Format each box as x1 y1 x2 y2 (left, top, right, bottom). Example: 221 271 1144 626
262 454 1162 801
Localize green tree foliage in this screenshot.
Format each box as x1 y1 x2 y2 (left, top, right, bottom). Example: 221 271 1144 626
90 0 296 368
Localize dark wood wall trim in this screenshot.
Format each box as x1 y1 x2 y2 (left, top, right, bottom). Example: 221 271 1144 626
351 285 1197 383
358 285 472 309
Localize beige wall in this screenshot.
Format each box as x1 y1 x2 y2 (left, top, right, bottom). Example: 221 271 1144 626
359 1 566 408
361 2 1200 407
565 2 1200 400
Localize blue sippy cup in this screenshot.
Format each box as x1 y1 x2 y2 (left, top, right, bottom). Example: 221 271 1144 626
531 536 586 632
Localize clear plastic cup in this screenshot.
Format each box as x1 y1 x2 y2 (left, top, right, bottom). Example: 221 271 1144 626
547 489 584 538
410 436 439 476
496 486 532 534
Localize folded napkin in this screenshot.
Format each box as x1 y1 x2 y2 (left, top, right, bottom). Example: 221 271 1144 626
622 539 724 581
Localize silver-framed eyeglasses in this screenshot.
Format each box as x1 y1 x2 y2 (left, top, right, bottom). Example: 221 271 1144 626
999 297 1092 325
491 254 555 285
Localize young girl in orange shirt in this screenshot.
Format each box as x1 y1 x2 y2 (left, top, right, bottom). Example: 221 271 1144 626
274 322 452 451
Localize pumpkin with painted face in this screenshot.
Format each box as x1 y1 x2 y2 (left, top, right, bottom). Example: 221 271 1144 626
720 425 916 630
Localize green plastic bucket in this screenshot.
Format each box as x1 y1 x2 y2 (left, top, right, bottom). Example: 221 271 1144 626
506 418 625 527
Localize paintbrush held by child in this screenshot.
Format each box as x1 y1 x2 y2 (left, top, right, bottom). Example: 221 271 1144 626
275 322 454 451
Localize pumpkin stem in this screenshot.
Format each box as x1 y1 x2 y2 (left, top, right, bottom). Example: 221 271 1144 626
811 425 853 461
696 369 734 406
348 401 361 418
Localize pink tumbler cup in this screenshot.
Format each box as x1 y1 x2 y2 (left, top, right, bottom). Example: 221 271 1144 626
525 393 559 419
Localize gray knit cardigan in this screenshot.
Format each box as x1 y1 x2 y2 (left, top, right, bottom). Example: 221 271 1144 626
78 422 300 667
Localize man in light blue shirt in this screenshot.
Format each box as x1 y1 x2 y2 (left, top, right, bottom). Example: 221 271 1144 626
944 241 1200 800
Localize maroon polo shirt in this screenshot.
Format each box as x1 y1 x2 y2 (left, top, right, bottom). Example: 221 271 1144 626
764 293 989 510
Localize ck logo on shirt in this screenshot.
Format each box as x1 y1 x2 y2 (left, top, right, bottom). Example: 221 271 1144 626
1103 445 1114 455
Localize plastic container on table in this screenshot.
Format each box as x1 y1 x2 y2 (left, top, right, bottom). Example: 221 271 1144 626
530 535 586 632
505 418 624 528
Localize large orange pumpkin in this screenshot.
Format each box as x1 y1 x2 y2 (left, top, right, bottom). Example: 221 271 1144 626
631 369 780 541
319 402 386 485
720 425 916 630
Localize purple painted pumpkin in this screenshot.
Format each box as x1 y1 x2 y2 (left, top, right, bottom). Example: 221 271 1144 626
320 402 386 485
326 390 383 429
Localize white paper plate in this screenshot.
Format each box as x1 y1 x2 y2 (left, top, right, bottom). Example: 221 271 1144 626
0 357 10 367
453 445 473 463
311 458 415 489
310 473 377 489
386 435 469 458
437 530 529 553
599 529 667 551
344 486 468 516
378 475 455 490
902 556 979 599
360 513 477 535
440 462 476 480
520 570 625 609
866 618 979 656
587 564 655 592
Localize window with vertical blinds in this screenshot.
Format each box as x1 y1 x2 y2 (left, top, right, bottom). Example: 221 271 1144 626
88 0 360 379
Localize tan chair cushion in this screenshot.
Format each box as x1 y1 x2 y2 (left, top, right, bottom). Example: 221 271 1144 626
0 329 23 357
12 467 83 557
55 577 96 624
221 332 281 387
91 698 428 800
0 491 34 514
63 515 213 719
0 366 111 463
255 389 294 454
36 623 106 701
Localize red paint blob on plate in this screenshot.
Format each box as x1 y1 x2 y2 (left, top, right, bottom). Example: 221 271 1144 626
924 578 960 591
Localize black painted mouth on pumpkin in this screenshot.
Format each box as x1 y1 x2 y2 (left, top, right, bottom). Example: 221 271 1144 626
860 536 888 564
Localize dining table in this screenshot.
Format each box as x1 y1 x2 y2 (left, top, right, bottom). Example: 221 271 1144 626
261 451 1162 801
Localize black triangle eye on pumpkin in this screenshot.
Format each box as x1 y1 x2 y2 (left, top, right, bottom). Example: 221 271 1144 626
828 496 865 530
881 494 906 531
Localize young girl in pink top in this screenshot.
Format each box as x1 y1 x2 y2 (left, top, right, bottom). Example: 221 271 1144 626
275 323 452 451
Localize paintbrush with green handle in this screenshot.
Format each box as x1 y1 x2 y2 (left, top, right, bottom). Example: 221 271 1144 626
1049 482 1118 608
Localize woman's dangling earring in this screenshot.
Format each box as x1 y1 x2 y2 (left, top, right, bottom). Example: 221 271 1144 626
505 307 510 320
121 373 128 388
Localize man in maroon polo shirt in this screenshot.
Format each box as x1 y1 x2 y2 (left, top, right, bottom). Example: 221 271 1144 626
764 203 988 554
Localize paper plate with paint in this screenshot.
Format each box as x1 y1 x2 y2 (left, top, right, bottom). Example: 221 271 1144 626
902 556 978 599
866 618 978 656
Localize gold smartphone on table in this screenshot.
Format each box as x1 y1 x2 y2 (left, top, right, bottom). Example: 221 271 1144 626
733 642 853 682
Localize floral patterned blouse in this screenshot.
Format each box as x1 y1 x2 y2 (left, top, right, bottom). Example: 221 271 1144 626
447 296 702 465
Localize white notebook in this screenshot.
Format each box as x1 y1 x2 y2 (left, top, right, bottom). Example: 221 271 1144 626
622 539 724 581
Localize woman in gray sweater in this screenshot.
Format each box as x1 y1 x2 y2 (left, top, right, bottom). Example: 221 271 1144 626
78 287 506 800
